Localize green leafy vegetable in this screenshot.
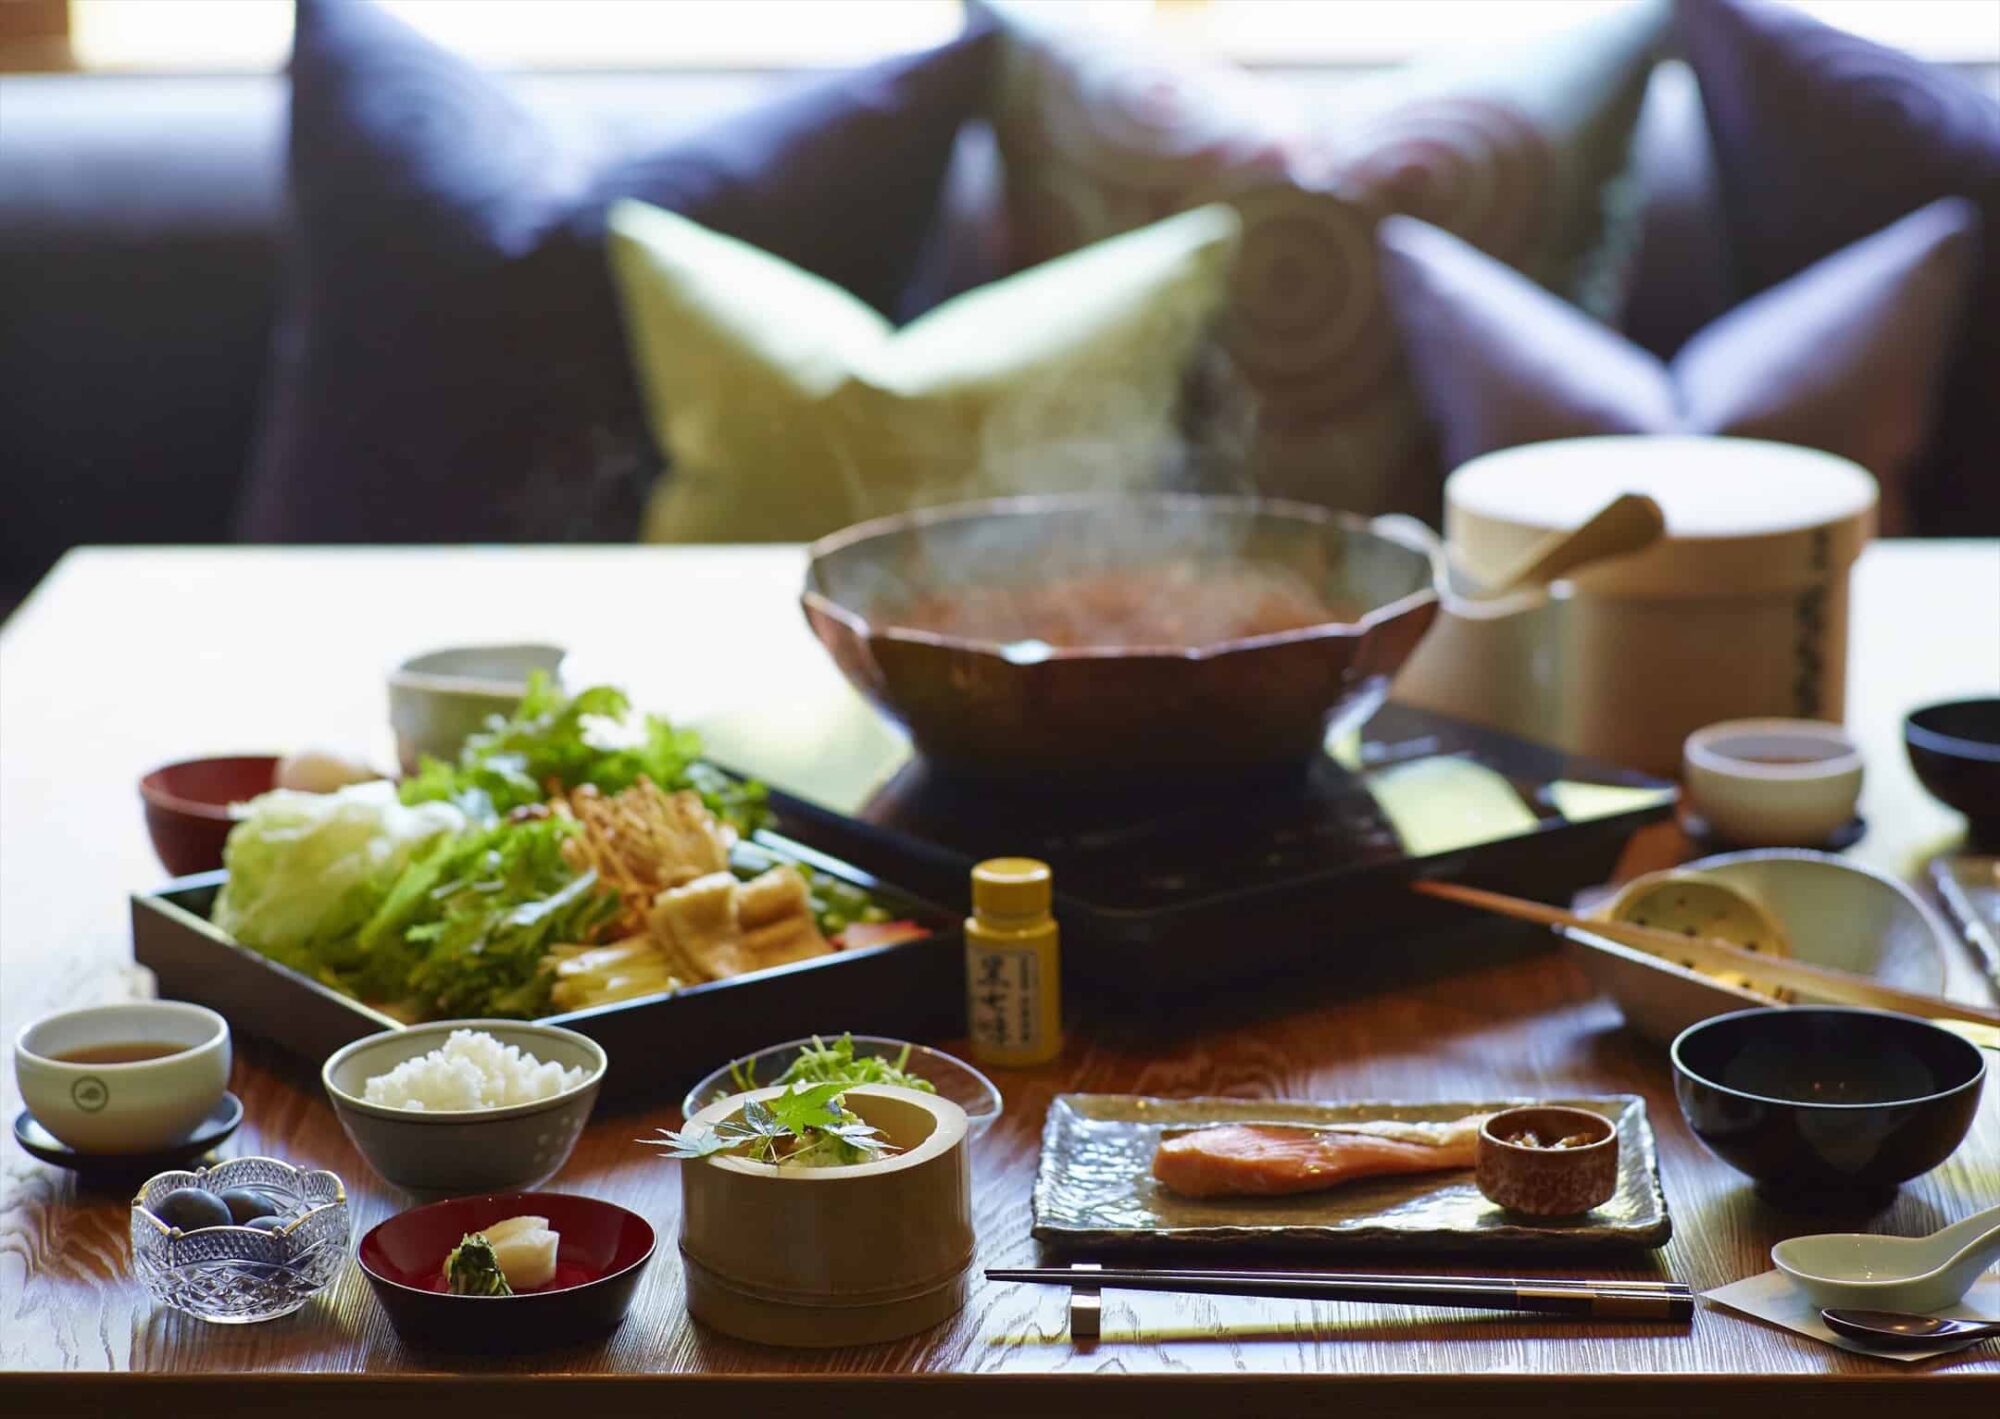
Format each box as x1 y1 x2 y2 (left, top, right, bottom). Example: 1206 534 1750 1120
646 1082 893 1168
401 673 767 834
443 1234 512 1296
214 782 464 982
358 814 619 1019
726 1034 937 1100
795 869 891 938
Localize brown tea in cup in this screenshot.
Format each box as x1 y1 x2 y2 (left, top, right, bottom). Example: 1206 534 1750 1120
53 1042 191 1065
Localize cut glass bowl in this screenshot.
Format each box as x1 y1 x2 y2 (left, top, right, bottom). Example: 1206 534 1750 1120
131 1156 349 1322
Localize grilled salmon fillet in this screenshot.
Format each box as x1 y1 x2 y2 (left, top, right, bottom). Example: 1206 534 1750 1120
1151 1117 1486 1199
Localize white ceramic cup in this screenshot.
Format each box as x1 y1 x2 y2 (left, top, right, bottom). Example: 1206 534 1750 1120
387 643 566 775
14 1002 230 1153
1682 719 1864 848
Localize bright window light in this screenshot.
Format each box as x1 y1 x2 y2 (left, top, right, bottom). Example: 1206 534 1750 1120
63 0 2000 72
1182 0 1999 63
69 0 966 71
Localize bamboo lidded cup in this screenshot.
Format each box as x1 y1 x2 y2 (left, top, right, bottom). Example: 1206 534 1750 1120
678 1084 973 1346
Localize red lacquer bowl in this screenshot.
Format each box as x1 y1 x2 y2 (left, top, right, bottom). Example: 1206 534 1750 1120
139 755 280 876
358 1191 656 1351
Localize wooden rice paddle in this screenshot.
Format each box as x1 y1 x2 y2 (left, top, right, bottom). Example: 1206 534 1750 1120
1484 493 1666 594
1413 879 2000 1036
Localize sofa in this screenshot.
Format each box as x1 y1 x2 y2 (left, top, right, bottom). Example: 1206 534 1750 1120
1 19 1990 609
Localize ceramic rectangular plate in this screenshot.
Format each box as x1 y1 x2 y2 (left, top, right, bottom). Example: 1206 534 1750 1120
1032 1094 1670 1254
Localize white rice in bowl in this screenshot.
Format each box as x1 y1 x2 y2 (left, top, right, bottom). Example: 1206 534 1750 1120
362 1028 588 1111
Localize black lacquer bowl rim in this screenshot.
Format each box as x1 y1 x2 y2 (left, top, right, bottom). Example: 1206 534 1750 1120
1670 1005 1987 1111
1905 697 2000 762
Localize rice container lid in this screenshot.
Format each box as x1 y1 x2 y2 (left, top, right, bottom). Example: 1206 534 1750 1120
1446 436 1876 600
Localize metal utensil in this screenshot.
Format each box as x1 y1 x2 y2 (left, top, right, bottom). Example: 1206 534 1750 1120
1930 856 2000 996
1820 1308 2000 1347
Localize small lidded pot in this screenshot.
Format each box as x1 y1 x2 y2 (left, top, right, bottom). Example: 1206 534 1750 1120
1477 1106 1619 1217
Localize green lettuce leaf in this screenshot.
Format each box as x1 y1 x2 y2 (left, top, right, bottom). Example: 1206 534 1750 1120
400 673 768 834
369 814 620 1019
213 782 464 985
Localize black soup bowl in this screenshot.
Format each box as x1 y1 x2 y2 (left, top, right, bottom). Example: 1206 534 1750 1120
1671 1007 1985 1195
1904 697 2000 847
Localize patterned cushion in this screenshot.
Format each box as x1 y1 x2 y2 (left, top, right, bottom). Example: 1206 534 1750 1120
608 202 1240 543
978 0 1668 518
1378 199 1978 534
239 0 993 544
1676 0 2000 533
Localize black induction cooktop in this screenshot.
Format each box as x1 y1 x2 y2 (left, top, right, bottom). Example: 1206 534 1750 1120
714 701 1676 997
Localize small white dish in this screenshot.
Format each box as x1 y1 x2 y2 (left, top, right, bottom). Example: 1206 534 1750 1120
387 643 565 774
1566 849 1948 1044
1683 718 1863 848
1774 1203 2000 1314
14 1002 231 1154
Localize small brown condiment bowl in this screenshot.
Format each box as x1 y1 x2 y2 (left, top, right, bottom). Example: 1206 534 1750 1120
1476 1106 1619 1217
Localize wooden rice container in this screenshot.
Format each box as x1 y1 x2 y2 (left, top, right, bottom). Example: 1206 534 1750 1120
1400 437 1875 776
678 1084 973 1347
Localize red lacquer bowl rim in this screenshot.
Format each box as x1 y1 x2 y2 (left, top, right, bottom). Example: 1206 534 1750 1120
139 755 281 822
357 1190 657 1301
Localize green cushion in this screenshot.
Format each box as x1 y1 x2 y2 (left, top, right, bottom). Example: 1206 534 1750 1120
605 199 1240 543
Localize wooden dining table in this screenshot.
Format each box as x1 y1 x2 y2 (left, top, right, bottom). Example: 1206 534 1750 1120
2 539 1996 1416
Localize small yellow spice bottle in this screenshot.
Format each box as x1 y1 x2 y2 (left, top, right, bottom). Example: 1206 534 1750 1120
964 857 1062 1067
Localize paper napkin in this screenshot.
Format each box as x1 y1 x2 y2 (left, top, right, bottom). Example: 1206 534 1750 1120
1703 1270 2000 1362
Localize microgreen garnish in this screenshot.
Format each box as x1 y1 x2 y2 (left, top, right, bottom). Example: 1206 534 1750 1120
719 1033 937 1103
644 1081 895 1168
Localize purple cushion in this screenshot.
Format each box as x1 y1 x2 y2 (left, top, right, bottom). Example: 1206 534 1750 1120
239 0 992 543
979 0 1668 519
1676 0 2000 533
1378 198 1978 534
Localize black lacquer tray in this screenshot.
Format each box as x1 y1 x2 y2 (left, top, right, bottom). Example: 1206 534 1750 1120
739 703 1678 996
132 833 964 1108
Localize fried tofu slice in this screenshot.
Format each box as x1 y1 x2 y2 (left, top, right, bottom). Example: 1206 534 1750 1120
646 866 832 981
738 914 834 972
736 863 813 931
649 871 741 983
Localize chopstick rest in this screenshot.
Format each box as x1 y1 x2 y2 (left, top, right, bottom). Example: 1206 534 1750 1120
1070 1262 1102 1341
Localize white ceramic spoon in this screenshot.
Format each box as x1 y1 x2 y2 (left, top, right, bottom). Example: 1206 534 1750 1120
1773 1203 2000 1313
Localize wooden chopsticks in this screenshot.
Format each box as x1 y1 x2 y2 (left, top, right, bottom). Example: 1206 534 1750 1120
1412 879 2000 1031
986 1266 1694 1321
